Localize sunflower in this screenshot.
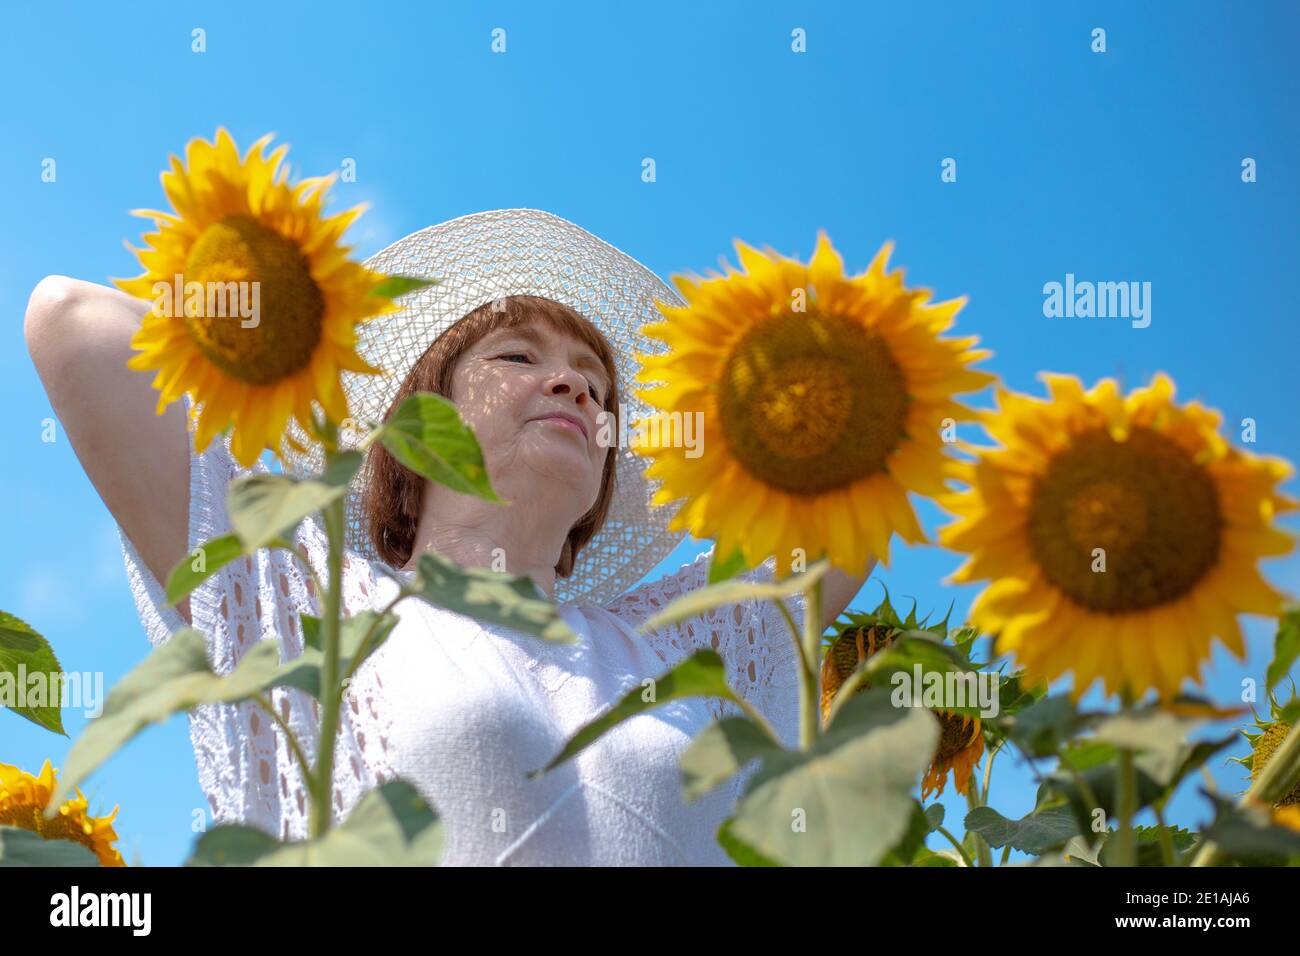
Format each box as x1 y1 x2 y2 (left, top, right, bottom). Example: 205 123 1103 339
1232 693 1300 809
1275 805 1300 831
819 599 986 800
939 373 1297 701
632 233 995 577
0 760 125 866
113 127 401 467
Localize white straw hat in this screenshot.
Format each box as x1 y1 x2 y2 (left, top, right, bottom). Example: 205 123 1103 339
282 208 687 606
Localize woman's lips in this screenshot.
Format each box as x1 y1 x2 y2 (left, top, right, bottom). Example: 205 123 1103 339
532 413 589 440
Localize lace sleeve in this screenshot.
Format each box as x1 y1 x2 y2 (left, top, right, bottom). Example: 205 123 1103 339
603 547 808 749
117 394 394 844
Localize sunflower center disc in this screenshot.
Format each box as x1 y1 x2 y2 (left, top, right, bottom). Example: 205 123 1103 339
182 214 325 384
1026 426 1222 612
717 311 908 494
937 714 977 760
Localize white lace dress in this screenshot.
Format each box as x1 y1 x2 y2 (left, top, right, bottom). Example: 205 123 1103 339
118 423 806 866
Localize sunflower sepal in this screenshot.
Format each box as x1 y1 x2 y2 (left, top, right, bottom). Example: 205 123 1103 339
367 275 440 299
706 545 753 585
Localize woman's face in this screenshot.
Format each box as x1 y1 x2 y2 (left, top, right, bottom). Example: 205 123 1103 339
448 321 612 518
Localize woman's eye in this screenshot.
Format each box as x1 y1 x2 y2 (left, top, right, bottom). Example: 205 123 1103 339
588 382 601 402
499 352 532 363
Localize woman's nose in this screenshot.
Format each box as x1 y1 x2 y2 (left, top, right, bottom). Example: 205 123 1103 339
544 367 592 405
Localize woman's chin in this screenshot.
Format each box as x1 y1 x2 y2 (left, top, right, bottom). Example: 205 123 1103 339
517 439 599 485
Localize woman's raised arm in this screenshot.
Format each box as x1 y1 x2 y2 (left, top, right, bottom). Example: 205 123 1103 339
23 275 192 622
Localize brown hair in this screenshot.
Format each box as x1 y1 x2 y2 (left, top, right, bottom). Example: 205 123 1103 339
362 295 620 577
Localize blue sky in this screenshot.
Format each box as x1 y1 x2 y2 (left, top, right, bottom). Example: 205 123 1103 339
2 1 1297 866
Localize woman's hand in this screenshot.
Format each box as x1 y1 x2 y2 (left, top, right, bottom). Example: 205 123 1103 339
24 276 192 623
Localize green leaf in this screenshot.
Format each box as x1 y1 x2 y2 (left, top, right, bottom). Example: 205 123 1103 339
1005 694 1099 759
924 802 946 832
707 546 752 585
369 275 439 299
727 689 941 866
1268 607 1300 694
164 533 244 606
226 461 359 553
531 650 742 778
640 560 829 635
1063 833 1105 866
406 551 576 645
277 610 399 701
164 532 300 607
1099 824 1198 867
1058 739 1118 773
1093 707 1238 800
46 629 303 812
964 804 1080 855
300 614 323 652
716 817 782 866
377 393 500 502
1038 760 1165 832
912 848 960 867
1093 709 1204 784
187 780 443 866
994 672 1046 720
881 801 933 866
0 825 101 866
1198 792 1300 865
0 610 65 736
680 715 781 802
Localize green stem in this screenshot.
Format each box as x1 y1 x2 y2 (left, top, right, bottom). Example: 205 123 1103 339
799 576 823 751
981 739 1002 806
1063 760 1104 833
935 826 977 868
1113 692 1138 867
965 775 993 867
309 493 346 840
1191 719 1300 867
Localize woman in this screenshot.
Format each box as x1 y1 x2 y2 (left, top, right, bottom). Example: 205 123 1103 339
24 209 870 865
